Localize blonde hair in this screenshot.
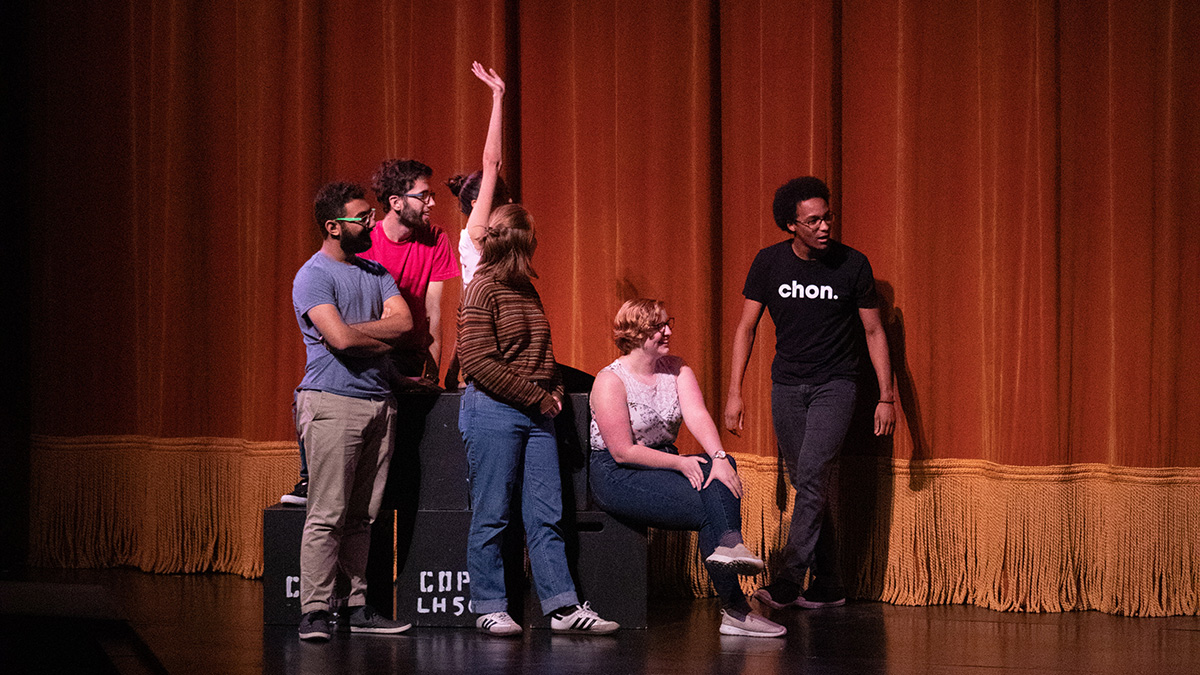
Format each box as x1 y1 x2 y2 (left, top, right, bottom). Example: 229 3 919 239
612 299 668 354
478 203 537 282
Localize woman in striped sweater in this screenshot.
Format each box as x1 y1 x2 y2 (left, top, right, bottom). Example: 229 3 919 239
456 204 618 637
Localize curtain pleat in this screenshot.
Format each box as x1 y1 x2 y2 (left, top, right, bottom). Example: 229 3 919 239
23 0 1200 614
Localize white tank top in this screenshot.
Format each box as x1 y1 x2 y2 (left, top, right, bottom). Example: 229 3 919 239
589 356 683 452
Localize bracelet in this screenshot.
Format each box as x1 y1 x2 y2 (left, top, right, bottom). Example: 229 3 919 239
878 400 894 404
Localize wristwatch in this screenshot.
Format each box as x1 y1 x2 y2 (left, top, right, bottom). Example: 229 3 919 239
712 450 728 460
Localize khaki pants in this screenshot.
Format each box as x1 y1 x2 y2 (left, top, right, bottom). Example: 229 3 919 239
295 390 396 613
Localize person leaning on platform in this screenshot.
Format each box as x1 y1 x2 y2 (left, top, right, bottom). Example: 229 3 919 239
291 181 415 641
725 176 896 611
457 204 619 637
589 299 787 638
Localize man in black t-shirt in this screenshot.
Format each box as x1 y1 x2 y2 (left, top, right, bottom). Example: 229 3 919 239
724 176 896 609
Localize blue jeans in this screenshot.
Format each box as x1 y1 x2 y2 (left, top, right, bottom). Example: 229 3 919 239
459 384 579 615
590 447 747 608
771 378 857 588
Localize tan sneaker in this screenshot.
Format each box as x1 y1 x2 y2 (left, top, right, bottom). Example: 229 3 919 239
719 609 787 637
706 543 765 575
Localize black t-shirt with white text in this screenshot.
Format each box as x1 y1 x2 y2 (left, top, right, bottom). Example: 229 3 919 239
742 240 878 385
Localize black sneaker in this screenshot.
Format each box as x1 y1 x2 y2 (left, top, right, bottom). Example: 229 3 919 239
752 580 801 609
298 610 333 641
346 605 411 634
796 585 846 609
281 479 307 506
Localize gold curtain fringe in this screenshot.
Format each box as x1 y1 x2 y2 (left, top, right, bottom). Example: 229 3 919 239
28 438 1200 615
711 454 1199 617
29 435 297 578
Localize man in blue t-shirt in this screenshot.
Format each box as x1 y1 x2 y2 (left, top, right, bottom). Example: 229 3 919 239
292 181 414 641
724 176 896 610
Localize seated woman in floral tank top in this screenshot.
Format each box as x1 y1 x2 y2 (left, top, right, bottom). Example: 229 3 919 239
589 299 785 638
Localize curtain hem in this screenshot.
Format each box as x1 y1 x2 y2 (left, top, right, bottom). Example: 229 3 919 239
28 437 1200 616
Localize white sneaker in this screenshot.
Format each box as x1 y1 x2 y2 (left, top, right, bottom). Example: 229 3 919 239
550 602 619 634
280 479 307 506
706 543 765 575
476 611 522 636
719 609 787 637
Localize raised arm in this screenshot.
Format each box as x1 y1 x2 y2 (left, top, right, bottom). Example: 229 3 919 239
465 61 505 251
723 298 766 434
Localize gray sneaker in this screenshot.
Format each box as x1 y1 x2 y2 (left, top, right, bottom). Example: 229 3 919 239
346 605 411 634
706 543 765 575
719 609 787 637
298 610 333 641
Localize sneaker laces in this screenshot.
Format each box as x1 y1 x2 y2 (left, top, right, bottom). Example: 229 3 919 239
481 611 515 625
574 601 600 619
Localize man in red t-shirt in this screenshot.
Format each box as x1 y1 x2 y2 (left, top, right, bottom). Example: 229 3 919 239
361 158 460 386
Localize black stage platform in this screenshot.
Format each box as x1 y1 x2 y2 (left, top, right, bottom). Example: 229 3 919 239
2 567 1198 674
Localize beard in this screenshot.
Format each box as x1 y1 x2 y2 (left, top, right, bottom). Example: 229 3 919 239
399 201 428 230
339 227 373 255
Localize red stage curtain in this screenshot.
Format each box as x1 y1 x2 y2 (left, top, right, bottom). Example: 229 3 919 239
24 0 1200 615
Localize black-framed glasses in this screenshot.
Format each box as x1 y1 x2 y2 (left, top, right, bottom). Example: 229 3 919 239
404 190 436 203
650 317 675 334
334 207 376 226
794 212 836 227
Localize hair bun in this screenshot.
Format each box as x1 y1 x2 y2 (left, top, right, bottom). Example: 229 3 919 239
446 174 468 196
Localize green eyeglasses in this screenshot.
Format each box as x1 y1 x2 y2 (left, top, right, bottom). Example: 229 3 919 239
334 208 376 225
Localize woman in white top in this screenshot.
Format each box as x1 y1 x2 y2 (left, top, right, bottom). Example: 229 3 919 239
445 62 514 387
589 299 786 638
447 62 512 285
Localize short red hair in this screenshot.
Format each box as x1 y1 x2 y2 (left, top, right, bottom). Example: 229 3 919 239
612 299 667 354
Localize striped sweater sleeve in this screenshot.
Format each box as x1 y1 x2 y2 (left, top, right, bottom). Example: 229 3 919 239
457 276 559 410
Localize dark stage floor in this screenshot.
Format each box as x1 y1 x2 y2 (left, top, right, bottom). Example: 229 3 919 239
2 567 1197 674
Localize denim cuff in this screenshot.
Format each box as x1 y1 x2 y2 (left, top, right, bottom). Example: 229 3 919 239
539 590 580 616
472 597 509 615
